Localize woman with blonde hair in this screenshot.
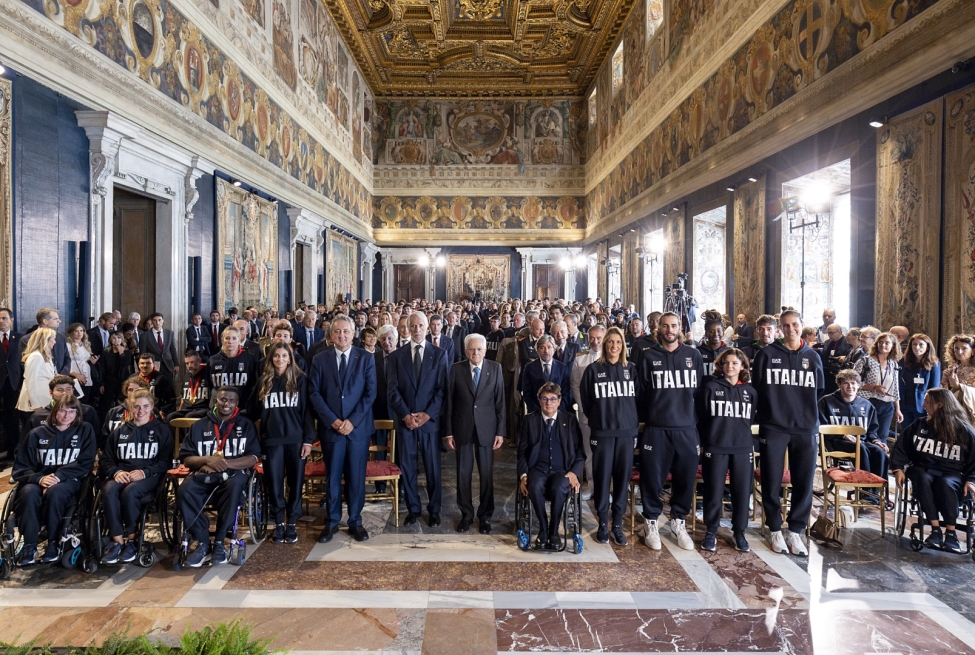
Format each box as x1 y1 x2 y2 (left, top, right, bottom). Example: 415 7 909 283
16 328 59 417
66 322 98 405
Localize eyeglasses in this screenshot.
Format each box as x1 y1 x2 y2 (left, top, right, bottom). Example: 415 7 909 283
538 396 561 403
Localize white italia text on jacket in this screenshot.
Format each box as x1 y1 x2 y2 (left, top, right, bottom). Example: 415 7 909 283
591 379 636 399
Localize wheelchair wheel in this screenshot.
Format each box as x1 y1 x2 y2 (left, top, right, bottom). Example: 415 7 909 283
87 490 107 562
61 543 83 569
572 534 584 554
82 554 98 574
516 530 530 551
909 529 924 552
246 473 268 545
0 557 9 579
158 476 180 548
138 548 156 568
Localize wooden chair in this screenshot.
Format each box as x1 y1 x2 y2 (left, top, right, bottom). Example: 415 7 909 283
365 419 401 526
629 423 644 534
752 425 794 523
168 418 199 459
819 424 886 536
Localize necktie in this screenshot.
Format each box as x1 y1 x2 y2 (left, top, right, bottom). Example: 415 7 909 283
1 333 7 356
546 417 555 434
307 330 312 350
157 331 164 351
543 363 550 382
102 330 108 348
473 366 480 390
413 345 422 381
433 336 438 348
339 352 347 382
213 325 219 345
557 347 563 361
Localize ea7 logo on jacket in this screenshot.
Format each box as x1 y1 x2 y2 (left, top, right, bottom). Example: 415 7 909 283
38 448 80 466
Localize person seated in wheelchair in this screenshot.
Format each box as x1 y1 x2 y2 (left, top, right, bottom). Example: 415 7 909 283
891 388 975 553
12 395 97 565
177 386 260 567
517 382 586 550
18 375 100 456
98 389 173 565
102 376 151 448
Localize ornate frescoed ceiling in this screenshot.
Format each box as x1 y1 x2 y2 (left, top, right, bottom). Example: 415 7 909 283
319 0 639 96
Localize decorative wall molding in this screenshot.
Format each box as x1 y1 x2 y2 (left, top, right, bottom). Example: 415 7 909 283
373 164 586 195
0 76 10 307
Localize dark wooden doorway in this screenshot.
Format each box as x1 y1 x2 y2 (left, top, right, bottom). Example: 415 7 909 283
533 264 562 300
113 189 156 321
393 264 424 302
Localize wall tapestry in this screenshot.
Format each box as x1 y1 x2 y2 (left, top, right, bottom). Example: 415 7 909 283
0 77 10 307
733 176 765 323
876 99 943 338
943 84 975 343
445 254 510 303
664 207 686 289
216 178 278 313
373 195 584 230
325 230 356 307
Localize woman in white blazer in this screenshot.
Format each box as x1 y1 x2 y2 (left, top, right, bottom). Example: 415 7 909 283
17 328 58 415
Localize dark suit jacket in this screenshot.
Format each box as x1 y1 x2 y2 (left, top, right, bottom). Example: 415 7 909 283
516 410 586 478
373 349 391 420
444 359 505 447
205 322 225 356
426 333 455 365
295 325 324 352
241 340 263 360
446 325 468 362
520 358 570 414
309 346 377 442
387 342 448 434
554 341 581 374
0 331 23 391
186 324 211 354
87 326 113 357
140 328 179 376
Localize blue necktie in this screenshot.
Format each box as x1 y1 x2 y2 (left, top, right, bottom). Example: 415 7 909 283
543 363 550 382
473 366 480 390
339 352 347 383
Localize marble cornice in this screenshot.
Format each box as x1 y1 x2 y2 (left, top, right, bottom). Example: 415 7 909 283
372 228 587 247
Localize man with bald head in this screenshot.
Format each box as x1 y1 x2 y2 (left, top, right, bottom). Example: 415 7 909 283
233 319 263 359
518 318 545 371
816 309 837 345
821 324 851 394
889 326 910 351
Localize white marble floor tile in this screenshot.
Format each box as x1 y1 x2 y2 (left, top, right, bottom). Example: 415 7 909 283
191 542 262 590
0 588 125 607
629 591 703 609
234 590 431 608
661 537 745 610
175 589 249 608
816 591 950 611
95 560 153 591
493 591 559 609
922 606 975 646
427 590 495 608
553 591 637 609
744 531 818 599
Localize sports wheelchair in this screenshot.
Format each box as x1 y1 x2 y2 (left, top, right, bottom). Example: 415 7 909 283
86 480 164 569
893 472 975 559
163 464 267 570
0 473 100 578
515 486 584 554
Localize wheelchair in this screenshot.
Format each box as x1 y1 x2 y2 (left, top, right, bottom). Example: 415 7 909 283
165 464 267 570
0 474 100 578
893 473 975 559
86 481 163 569
515 486 584 554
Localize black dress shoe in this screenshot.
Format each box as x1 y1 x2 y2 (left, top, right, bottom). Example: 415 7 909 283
349 525 369 542
456 519 472 532
428 513 442 527
479 521 491 534
317 526 335 543
404 512 419 525
549 533 562 550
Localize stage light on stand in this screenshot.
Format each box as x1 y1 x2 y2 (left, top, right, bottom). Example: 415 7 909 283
435 255 446 267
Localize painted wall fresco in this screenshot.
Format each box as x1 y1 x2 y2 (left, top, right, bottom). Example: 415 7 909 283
19 0 372 222
445 254 510 302
875 100 942 338
943 84 975 343
733 177 766 323
372 195 585 230
587 0 940 224
216 178 278 312
372 99 586 168
0 77 10 307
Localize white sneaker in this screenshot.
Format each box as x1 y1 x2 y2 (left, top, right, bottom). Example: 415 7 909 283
670 518 694 550
768 530 788 554
785 531 808 556
643 519 661 550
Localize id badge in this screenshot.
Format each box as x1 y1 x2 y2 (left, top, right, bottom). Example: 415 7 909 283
914 376 924 385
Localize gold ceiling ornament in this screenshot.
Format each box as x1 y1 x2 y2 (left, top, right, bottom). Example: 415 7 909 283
319 0 638 96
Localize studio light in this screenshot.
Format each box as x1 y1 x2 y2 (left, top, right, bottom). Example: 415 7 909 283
574 254 587 267
648 234 667 254
435 255 446 267
560 256 571 269
418 254 430 268
726 186 735 192
869 120 884 128
800 181 833 215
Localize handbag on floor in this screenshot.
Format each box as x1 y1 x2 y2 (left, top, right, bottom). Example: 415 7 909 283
809 515 843 549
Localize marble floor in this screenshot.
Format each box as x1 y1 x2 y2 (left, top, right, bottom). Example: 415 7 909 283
1 446 973 654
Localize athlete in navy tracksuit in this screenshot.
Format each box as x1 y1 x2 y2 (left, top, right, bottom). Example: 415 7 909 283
637 312 705 550
818 369 887 483
698 317 728 381
579 327 639 545
697 348 755 552
751 310 824 555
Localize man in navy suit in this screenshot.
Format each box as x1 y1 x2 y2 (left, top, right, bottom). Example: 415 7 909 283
206 311 225 357
87 312 117 357
0 308 23 462
21 308 70 375
520 335 570 414
387 312 449 526
295 310 325 357
426 314 455 364
551 321 581 373
309 315 377 543
185 313 212 356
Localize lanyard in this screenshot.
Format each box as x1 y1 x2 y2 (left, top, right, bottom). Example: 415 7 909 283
213 409 239 454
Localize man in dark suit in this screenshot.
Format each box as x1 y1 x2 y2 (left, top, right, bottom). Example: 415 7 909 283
87 312 117 357
233 320 263 360
21 308 70 375
186 313 212 356
444 311 468 363
551 321 581 373
309 315 377 543
520 335 570 414
295 311 325 355
0 307 23 462
517 381 586 549
445 333 505 533
387 312 449 527
734 313 754 348
426 314 455 364
206 311 225 357
140 313 180 381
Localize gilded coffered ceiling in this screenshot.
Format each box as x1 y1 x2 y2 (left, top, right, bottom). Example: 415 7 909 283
320 0 638 96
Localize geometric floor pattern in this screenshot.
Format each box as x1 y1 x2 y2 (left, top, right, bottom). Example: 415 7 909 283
1 447 974 654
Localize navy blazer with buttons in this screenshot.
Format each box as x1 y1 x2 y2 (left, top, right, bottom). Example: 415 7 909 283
516 409 586 479
520 357 571 414
387 341 448 435
0 331 23 391
309 346 377 443
295 325 325 352
554 341 581 374
426 333 455 366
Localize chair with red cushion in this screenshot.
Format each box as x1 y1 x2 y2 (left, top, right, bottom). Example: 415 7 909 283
820 424 886 535
365 419 402 526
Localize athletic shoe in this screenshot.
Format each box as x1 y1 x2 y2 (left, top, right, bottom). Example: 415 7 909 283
18 543 37 565
40 542 60 564
768 530 788 554
580 484 593 501
101 541 122 565
734 531 750 552
185 542 211 568
670 518 694 550
596 523 609 543
786 531 808 556
119 541 139 563
271 524 285 544
611 525 627 546
211 541 228 565
944 530 963 554
643 520 661 550
285 524 298 544
924 527 943 550
701 532 717 552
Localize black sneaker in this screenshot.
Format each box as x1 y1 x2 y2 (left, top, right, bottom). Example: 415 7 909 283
285 524 298 544
734 531 750 552
924 527 944 550
211 541 228 565
185 541 211 568
119 541 139 563
944 530 964 554
271 524 285 544
596 523 609 544
101 541 122 564
611 525 628 546
40 542 60 564
701 532 717 552
18 543 37 565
